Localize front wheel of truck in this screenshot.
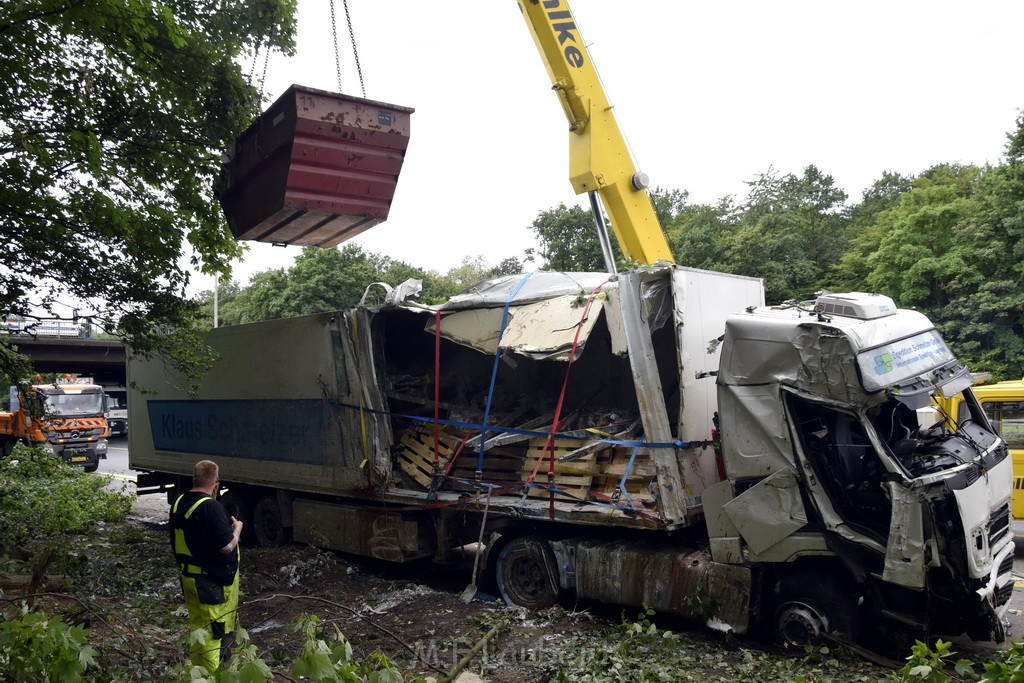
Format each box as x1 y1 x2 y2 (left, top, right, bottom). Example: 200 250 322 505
496 536 560 610
772 570 860 647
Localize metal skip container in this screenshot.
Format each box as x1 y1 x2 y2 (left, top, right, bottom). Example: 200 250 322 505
217 85 414 248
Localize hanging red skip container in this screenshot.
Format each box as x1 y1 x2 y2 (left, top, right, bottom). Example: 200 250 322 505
217 84 414 248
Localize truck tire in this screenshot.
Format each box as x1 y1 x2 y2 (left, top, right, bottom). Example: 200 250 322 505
220 488 255 545
253 494 291 548
496 536 560 610
83 460 99 473
772 569 860 646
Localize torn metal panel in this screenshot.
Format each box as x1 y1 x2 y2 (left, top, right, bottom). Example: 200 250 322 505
601 288 629 356
954 455 1013 579
569 540 751 635
360 277 423 307
792 325 865 405
718 304 939 406
424 294 607 360
743 533 831 563
638 267 674 333
723 468 807 555
882 481 926 589
701 479 740 538
618 269 690 523
717 384 794 480
340 308 394 487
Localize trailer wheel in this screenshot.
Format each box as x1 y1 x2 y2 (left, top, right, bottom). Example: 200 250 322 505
496 537 559 610
220 488 255 545
773 571 859 646
253 494 291 548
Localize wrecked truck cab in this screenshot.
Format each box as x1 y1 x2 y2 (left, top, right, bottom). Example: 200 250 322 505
711 292 1013 646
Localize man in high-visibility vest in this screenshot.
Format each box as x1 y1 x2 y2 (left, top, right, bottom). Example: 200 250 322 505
169 460 243 670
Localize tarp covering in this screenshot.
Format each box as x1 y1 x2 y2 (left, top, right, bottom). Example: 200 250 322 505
424 294 608 361
441 272 613 311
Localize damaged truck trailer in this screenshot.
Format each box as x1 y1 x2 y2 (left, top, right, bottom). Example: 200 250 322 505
129 266 1014 648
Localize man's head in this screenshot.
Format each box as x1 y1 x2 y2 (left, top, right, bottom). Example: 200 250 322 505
193 460 219 489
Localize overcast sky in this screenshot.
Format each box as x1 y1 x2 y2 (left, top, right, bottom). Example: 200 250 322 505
206 0 1023 293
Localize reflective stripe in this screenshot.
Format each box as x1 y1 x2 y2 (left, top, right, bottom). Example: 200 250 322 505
172 493 211 519
172 494 213 571
184 497 209 519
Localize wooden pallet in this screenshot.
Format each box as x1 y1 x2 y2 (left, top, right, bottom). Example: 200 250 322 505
396 425 461 489
592 446 658 506
521 438 599 500
449 446 525 491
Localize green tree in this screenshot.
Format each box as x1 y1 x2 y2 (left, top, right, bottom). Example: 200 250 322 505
224 246 378 322
667 198 736 271
865 164 982 309
940 116 1024 378
527 190 685 272
649 186 689 230
723 165 849 302
526 202 609 271
195 279 242 328
0 0 297 381
220 268 288 324
829 171 915 291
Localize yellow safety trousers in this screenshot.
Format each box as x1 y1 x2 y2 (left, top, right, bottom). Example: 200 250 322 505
180 567 239 670
172 494 240 670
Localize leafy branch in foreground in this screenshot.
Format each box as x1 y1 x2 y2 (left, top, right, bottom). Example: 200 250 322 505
0 444 132 583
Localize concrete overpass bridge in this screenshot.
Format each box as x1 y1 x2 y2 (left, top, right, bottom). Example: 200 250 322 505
5 336 126 387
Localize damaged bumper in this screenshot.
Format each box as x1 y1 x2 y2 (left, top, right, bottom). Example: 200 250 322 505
979 539 1015 626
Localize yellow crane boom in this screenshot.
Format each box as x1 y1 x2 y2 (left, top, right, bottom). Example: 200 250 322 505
517 0 674 266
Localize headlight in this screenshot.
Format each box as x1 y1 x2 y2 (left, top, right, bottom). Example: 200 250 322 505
95 439 108 454
91 427 104 436
45 431 59 439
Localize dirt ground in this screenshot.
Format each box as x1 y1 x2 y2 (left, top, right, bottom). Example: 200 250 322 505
108 494 903 682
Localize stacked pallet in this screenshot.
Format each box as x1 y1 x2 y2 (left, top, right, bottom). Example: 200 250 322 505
395 425 461 488
592 446 658 507
394 422 659 511
520 438 601 500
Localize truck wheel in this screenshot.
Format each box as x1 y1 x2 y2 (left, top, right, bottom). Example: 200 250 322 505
772 571 860 646
253 494 291 548
496 537 560 610
220 488 255 544
83 460 99 473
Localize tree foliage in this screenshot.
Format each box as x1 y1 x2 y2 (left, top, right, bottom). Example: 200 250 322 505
0 0 297 382
526 202 609 272
204 247 520 325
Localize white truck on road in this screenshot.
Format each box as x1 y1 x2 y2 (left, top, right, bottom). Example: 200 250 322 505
129 268 1013 649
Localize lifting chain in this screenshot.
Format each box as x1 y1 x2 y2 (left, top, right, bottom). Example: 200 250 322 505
247 13 276 99
343 0 366 97
329 0 366 97
329 0 344 92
